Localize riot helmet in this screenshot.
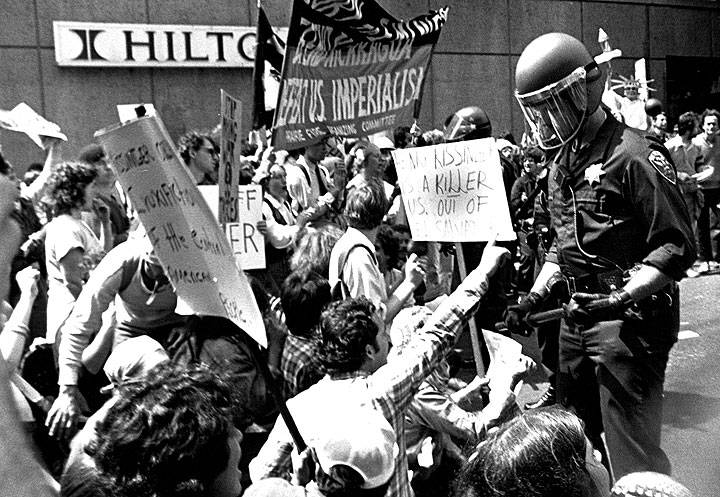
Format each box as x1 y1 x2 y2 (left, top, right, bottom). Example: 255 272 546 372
443 106 492 142
644 98 663 118
515 33 613 150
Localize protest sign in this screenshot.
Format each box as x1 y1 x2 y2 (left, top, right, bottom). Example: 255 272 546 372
219 90 242 224
95 115 266 346
200 185 266 270
481 329 524 395
393 138 516 242
117 103 156 122
0 103 67 148
271 0 448 149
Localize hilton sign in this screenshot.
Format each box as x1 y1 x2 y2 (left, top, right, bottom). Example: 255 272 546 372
53 21 287 68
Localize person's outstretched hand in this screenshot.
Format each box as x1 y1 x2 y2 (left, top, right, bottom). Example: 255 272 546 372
45 385 86 441
462 246 510 293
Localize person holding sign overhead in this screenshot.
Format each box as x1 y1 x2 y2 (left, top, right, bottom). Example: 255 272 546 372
509 32 696 479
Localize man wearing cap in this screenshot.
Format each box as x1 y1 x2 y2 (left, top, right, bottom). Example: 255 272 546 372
250 246 509 497
45 235 183 441
245 407 397 497
506 32 695 479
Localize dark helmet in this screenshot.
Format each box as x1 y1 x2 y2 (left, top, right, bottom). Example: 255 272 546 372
515 33 606 149
443 106 492 142
644 98 663 118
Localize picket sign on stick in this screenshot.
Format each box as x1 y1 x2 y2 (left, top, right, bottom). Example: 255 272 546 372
219 90 242 224
394 138 515 376
94 114 266 347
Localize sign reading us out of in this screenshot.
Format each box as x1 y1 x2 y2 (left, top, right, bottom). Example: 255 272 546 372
53 21 287 68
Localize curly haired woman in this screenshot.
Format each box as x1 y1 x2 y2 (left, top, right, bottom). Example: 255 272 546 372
44 161 112 344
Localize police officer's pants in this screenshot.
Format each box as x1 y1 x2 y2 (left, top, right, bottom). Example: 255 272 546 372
557 301 677 480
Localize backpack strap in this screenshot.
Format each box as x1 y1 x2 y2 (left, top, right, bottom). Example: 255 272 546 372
263 197 288 226
332 243 377 300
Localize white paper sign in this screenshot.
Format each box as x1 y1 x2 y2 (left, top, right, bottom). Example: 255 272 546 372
200 185 266 270
117 103 157 123
393 138 515 242
0 103 67 148
219 90 241 224
482 329 524 394
94 115 266 346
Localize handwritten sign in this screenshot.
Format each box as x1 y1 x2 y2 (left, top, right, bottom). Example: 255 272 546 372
219 90 241 224
0 103 67 148
94 114 266 346
200 185 266 270
393 138 515 242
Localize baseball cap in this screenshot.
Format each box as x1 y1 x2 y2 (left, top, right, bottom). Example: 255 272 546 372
101 336 169 393
495 138 514 152
611 472 693 497
371 135 396 151
314 407 398 489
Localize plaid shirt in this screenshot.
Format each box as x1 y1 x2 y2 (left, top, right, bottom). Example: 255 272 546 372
281 333 325 400
249 282 486 497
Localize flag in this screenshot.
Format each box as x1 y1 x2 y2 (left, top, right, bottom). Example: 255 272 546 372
271 0 448 149
252 5 286 130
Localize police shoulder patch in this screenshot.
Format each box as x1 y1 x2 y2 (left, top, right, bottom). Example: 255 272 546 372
647 150 676 185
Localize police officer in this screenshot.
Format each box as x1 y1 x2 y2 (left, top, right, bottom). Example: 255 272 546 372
506 32 696 480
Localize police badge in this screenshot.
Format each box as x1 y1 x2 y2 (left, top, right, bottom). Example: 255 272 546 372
648 150 677 185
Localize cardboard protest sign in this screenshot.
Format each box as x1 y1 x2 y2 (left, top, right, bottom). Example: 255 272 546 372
95 115 266 347
117 103 157 123
200 185 266 270
219 90 242 224
393 138 516 242
0 103 67 148
271 0 448 149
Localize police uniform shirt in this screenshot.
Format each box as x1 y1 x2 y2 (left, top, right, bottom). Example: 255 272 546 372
545 114 696 280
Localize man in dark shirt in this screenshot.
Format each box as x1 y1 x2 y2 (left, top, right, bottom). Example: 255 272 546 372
508 32 696 480
510 147 546 292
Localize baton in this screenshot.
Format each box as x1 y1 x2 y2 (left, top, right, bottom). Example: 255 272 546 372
495 307 566 334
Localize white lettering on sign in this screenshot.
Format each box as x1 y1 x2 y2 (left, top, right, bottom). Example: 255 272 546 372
53 21 287 68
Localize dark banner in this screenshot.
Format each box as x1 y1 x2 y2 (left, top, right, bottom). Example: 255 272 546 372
271 0 448 149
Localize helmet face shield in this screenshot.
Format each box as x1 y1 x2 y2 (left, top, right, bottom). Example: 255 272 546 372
515 66 589 150
444 114 476 142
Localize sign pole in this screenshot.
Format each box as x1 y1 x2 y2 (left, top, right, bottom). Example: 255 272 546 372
455 242 486 377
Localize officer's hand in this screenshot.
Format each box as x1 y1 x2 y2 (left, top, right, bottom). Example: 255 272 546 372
563 290 633 328
503 291 543 336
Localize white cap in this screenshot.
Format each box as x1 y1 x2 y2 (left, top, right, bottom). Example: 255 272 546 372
495 138 514 152
102 336 169 393
371 135 395 151
313 407 398 489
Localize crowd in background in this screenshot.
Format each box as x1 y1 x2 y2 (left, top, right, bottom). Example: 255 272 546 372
0 83 713 497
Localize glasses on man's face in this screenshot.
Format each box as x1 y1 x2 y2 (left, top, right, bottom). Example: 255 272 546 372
200 146 219 157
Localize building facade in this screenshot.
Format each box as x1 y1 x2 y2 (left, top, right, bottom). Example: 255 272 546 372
2 0 720 169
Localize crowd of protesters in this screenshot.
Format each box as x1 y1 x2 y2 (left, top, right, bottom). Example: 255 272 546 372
0 42 712 497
